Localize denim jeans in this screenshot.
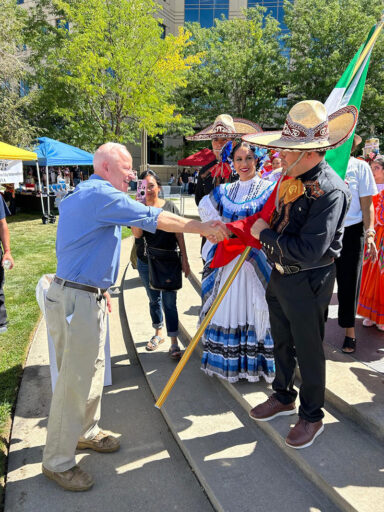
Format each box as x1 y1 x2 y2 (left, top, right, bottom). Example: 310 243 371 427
137 258 179 337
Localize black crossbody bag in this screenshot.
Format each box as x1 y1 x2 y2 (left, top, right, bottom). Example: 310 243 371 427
145 241 182 291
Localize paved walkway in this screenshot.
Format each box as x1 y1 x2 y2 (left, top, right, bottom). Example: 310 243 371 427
4 240 212 512
4 200 384 511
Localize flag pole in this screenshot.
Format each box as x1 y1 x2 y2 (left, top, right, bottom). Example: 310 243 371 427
352 14 384 78
155 246 251 409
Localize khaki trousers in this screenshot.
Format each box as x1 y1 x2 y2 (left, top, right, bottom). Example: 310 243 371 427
42 280 107 472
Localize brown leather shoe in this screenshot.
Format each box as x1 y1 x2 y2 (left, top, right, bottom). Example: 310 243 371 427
249 395 296 422
42 464 94 491
77 430 120 453
285 418 324 449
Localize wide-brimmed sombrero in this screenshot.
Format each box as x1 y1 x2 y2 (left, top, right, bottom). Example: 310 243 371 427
186 114 262 141
242 100 358 151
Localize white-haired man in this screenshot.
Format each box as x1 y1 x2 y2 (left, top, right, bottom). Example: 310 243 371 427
42 143 228 491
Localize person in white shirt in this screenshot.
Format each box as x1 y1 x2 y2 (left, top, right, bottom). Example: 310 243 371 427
335 134 378 353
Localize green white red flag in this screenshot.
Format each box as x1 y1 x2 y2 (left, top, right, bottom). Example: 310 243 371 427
325 20 383 178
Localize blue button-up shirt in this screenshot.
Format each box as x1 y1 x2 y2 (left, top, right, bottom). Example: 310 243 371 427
56 175 161 289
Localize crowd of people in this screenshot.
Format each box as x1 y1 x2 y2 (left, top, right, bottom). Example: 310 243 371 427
35 100 384 491
25 166 86 188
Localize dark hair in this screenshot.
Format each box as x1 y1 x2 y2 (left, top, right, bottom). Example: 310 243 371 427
230 141 257 160
139 169 162 187
315 150 327 156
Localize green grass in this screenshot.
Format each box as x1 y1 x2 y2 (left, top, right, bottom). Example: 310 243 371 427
0 213 131 507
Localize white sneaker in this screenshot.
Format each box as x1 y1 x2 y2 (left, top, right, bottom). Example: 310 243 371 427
362 318 375 327
376 324 384 332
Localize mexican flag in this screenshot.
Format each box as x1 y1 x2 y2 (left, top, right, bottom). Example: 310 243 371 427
325 22 382 178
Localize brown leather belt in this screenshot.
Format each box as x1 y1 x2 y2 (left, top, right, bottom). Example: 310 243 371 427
54 276 107 294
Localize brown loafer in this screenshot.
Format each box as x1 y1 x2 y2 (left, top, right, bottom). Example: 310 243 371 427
77 430 120 453
42 464 94 491
285 418 324 449
249 395 296 421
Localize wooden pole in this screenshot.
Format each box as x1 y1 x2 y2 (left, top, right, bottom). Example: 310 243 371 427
155 246 251 409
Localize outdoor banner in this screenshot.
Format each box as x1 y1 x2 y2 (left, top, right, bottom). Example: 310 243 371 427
0 159 23 185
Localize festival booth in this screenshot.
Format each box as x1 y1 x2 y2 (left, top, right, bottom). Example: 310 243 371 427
177 148 216 167
22 137 94 219
0 142 44 216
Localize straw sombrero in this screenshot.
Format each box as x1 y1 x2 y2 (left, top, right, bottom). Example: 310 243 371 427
242 100 358 151
186 114 262 141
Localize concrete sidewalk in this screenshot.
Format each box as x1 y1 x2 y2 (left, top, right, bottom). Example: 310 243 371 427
4 238 212 512
4 203 384 512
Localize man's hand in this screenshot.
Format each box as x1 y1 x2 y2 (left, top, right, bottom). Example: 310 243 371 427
365 236 378 263
251 218 269 240
201 220 230 243
2 251 14 270
103 291 112 313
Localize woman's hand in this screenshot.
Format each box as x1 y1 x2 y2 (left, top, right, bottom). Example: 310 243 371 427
251 218 269 240
366 236 378 262
182 258 191 278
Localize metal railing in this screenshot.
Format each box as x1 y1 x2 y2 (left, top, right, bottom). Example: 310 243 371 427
161 185 185 216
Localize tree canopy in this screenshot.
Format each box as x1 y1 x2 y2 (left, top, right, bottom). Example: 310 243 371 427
0 0 37 146
284 0 384 139
25 0 200 150
177 7 287 134
7 0 384 150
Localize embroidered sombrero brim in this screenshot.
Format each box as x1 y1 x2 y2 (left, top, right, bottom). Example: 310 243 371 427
187 118 262 141
242 106 358 151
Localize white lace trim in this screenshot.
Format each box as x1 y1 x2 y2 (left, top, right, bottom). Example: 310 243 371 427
201 368 275 384
198 194 221 222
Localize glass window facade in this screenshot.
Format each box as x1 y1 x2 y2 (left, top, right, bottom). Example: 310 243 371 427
185 0 229 28
247 1 287 31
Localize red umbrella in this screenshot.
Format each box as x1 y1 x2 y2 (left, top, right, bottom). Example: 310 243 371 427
178 148 216 167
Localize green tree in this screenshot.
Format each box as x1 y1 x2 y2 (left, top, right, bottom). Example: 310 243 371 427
175 7 288 137
0 0 37 146
25 0 200 150
284 0 384 139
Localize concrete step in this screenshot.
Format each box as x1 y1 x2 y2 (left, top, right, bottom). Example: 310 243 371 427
183 233 384 445
178 234 384 511
123 263 339 512
5 239 213 512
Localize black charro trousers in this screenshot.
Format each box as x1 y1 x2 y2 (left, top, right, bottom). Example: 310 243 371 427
266 264 336 423
335 222 364 328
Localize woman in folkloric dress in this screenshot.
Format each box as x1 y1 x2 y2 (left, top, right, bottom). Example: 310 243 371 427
358 155 384 330
198 142 276 383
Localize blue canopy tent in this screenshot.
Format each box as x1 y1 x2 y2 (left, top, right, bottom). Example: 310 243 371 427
34 137 94 167
26 137 94 222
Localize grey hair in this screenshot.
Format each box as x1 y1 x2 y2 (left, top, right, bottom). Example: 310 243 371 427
374 155 384 169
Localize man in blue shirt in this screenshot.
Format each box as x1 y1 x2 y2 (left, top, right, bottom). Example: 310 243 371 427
42 142 228 491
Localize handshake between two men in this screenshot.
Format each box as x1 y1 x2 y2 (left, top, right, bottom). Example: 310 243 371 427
156 210 234 244
155 210 270 245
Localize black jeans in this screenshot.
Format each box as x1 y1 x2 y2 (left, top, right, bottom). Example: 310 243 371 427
335 222 364 328
0 250 7 328
266 264 336 423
